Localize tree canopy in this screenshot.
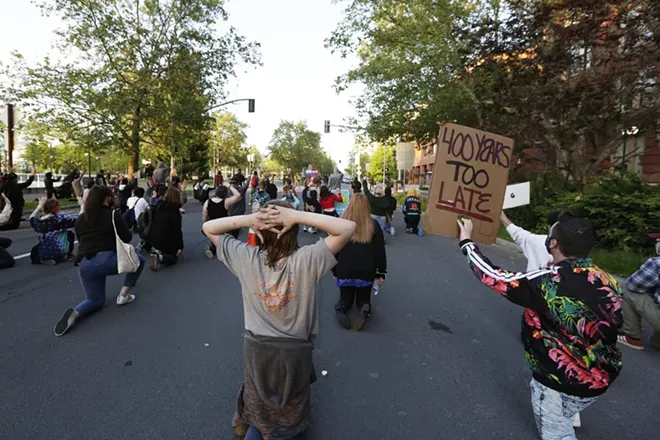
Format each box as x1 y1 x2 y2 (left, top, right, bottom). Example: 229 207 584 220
268 120 335 175
8 0 260 177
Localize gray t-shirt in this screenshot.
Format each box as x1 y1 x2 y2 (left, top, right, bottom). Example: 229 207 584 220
217 234 337 340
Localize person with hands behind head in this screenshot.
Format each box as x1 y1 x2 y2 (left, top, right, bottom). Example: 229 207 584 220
29 197 77 265
457 216 623 440
202 201 355 440
331 193 386 331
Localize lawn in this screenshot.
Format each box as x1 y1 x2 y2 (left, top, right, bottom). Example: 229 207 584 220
23 199 80 211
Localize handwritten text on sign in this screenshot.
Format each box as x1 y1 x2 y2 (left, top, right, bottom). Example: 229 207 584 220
436 127 512 223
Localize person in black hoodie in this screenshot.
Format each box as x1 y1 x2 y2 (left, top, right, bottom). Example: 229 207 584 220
332 193 386 331
44 172 61 199
117 177 136 213
302 184 322 233
383 186 397 236
0 169 36 231
53 185 146 336
146 186 184 271
264 178 278 201
362 179 391 239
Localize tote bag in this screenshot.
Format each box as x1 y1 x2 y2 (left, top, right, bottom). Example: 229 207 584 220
112 209 140 273
0 194 12 226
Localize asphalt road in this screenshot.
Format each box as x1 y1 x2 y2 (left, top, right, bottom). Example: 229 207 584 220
0 196 658 440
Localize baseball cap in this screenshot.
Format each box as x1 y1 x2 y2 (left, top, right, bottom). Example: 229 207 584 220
648 233 660 239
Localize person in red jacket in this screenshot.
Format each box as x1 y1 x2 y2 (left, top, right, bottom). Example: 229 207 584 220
319 185 342 217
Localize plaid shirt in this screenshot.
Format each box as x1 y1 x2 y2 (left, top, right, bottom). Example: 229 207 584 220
626 257 660 295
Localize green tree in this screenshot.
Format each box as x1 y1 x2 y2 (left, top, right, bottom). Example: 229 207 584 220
268 120 324 174
261 157 283 175
210 112 248 171
12 0 260 177
368 144 396 184
247 145 263 169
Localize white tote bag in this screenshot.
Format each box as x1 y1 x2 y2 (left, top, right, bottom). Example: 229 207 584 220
0 194 12 226
112 209 140 273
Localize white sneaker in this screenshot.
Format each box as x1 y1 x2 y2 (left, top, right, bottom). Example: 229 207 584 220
179 208 186 214
116 293 135 305
205 248 214 259
572 412 581 428
390 227 395 236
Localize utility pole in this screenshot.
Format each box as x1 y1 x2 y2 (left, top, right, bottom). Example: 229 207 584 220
7 104 14 170
382 146 386 185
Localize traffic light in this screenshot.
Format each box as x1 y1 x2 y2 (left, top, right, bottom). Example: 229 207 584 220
324 120 330 133
248 99 255 113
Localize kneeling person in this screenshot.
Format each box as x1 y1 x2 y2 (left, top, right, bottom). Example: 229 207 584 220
146 187 184 271
29 198 77 265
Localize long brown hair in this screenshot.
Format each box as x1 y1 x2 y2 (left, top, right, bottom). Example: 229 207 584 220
163 187 183 207
259 200 299 267
342 193 373 243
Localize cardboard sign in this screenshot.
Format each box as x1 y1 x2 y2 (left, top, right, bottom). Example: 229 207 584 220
503 182 530 209
335 189 351 216
424 123 514 244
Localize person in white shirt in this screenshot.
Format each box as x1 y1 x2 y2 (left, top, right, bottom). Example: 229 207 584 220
501 209 585 429
124 187 148 231
500 210 559 272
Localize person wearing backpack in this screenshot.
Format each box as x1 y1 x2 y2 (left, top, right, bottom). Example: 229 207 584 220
202 185 241 258
123 187 148 232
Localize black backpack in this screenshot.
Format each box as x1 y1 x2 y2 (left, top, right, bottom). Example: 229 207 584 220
137 205 155 238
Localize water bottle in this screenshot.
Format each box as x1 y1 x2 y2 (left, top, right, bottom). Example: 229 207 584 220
373 283 380 296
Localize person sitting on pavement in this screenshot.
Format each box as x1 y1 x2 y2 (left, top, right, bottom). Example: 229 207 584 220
202 200 356 440
280 186 301 210
383 186 397 236
251 181 271 212
44 171 61 200
146 187 184 271
617 232 660 352
117 177 136 214
332 193 386 331
302 185 321 233
402 187 422 234
123 187 148 232
54 185 146 337
202 185 241 259
29 198 77 266
500 210 560 272
456 214 622 440
362 179 391 235
0 237 15 270
319 185 343 217
0 169 36 231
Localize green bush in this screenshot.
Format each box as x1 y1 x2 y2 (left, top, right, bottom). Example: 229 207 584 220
510 173 660 253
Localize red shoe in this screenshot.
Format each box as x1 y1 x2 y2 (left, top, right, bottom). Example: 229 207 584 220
617 333 644 350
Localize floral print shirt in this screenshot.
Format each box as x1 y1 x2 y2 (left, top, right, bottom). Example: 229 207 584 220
460 239 623 398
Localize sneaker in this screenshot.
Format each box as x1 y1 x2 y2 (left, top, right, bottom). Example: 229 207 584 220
116 293 135 305
334 303 351 330
205 248 214 259
405 228 413 234
354 304 370 331
41 259 57 266
572 412 581 428
150 253 160 272
179 208 186 214
233 423 248 437
617 333 644 350
54 308 75 336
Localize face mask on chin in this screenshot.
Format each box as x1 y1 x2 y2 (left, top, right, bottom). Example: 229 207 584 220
545 235 553 255
655 242 660 256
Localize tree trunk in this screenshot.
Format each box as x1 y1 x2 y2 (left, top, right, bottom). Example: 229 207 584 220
127 108 141 179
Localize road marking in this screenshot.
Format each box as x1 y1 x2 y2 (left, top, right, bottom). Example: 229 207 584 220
13 241 79 260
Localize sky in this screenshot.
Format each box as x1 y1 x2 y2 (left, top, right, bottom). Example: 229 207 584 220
0 0 361 168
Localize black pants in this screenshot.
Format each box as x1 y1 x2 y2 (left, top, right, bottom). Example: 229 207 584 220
30 231 75 264
339 285 372 311
323 210 339 217
160 253 178 266
0 237 15 270
404 215 420 233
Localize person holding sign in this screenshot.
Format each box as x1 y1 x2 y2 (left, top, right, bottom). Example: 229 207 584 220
457 215 622 440
500 211 559 272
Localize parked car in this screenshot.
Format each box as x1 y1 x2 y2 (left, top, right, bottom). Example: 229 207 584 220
342 176 353 184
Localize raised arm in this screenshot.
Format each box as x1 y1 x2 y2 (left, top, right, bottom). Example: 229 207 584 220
362 179 373 201
19 173 36 190
224 185 241 210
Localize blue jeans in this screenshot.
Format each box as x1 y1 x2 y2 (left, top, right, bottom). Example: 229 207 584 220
371 214 386 233
530 379 597 440
245 426 304 440
75 251 146 317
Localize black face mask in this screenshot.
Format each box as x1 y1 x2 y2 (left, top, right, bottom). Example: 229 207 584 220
545 235 553 254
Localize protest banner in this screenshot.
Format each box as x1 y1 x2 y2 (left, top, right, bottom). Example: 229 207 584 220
424 123 514 244
335 189 351 216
